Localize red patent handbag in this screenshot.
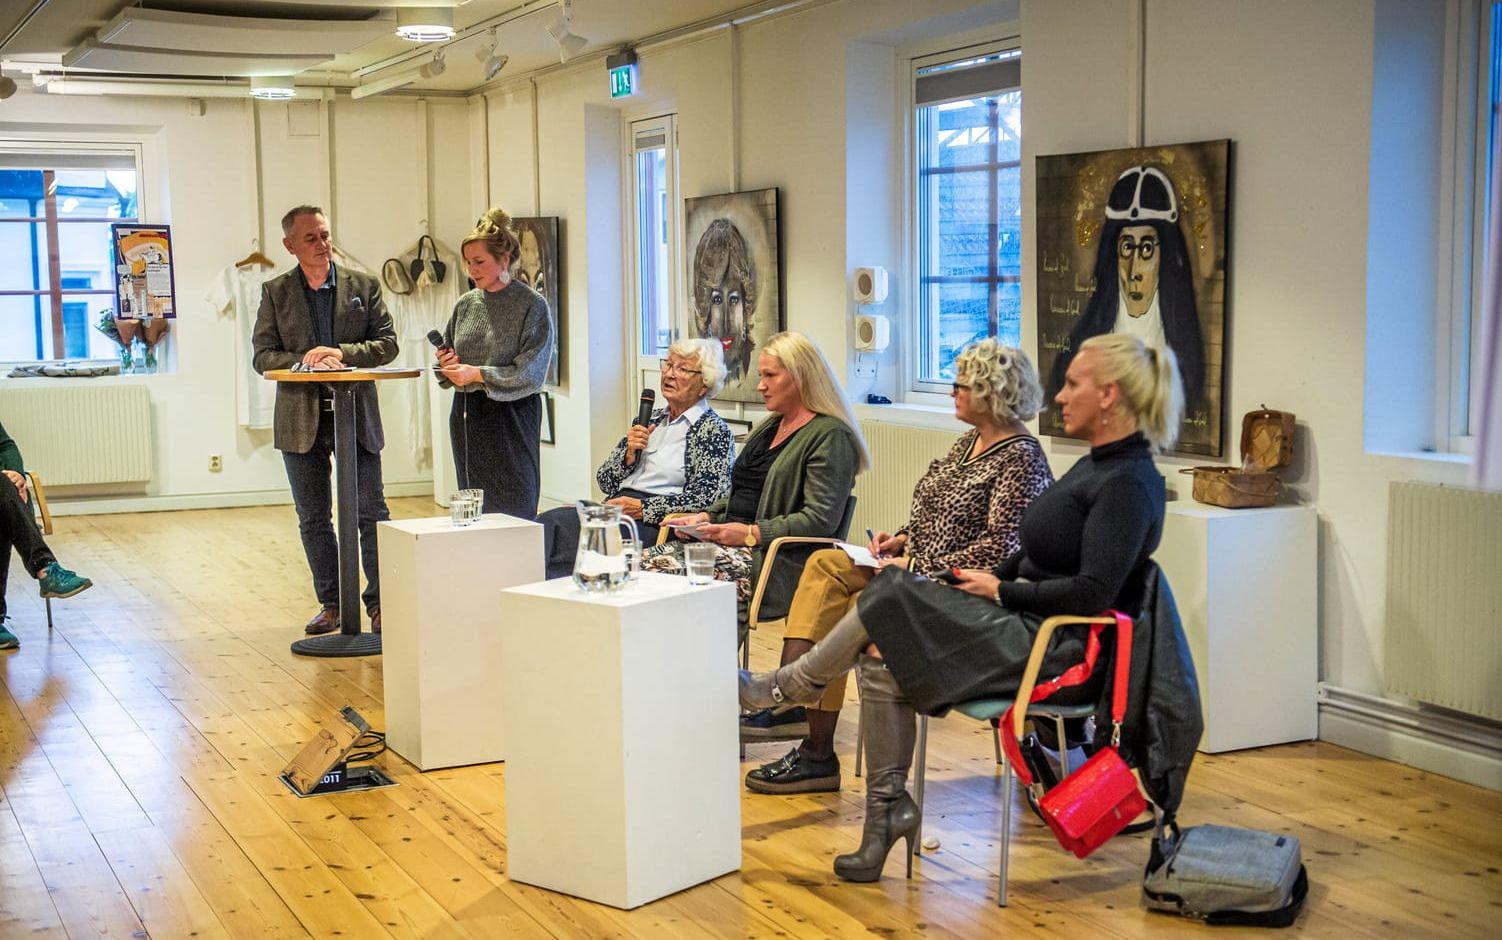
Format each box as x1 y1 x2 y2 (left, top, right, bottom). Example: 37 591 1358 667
1000 610 1147 859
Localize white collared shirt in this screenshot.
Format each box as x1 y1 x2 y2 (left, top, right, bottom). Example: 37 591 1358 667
620 400 707 495
1112 291 1167 351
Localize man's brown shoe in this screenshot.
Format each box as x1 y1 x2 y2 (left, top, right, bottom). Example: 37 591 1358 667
304 606 340 636
370 610 381 634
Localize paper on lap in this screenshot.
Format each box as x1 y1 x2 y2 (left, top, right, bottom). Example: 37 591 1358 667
836 542 880 568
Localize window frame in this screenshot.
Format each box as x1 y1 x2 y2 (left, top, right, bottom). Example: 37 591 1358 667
623 113 681 401
903 37 1023 403
1436 1 1493 454
0 137 148 366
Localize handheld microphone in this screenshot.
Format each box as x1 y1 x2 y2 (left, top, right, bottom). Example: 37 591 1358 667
426 329 448 350
635 388 656 427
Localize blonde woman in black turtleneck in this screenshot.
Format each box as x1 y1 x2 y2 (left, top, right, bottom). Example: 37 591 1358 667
435 208 553 519
737 332 1185 884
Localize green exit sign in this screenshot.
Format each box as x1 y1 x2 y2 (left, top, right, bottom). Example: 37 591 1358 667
609 63 637 98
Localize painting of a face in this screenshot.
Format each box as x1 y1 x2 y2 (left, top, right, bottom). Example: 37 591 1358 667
684 189 782 403
510 217 562 387
516 229 545 295
1116 224 1160 318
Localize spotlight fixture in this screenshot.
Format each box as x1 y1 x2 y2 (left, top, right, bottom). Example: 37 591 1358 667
396 8 455 43
475 26 508 81
349 52 445 100
545 0 588 62
250 75 296 100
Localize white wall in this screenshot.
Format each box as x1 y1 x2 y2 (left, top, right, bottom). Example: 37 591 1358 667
0 87 472 506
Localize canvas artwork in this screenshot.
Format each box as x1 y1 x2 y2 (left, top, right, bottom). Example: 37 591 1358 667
683 188 783 403
512 216 563 388
1035 140 1231 457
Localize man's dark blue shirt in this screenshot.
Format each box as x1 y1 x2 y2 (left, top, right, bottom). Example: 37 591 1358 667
299 262 337 348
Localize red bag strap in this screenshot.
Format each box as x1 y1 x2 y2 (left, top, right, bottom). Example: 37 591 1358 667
999 610 1133 791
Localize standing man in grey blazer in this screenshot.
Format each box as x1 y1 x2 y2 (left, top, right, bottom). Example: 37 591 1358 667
252 206 398 636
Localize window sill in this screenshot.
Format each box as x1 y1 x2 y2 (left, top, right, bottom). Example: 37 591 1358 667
1367 448 1472 467
854 400 965 431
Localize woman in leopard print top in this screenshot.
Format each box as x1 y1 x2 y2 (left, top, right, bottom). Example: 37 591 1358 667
742 340 1052 796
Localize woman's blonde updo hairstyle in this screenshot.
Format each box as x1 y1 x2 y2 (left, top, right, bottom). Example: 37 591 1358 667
954 339 1044 425
1078 333 1184 452
462 207 522 273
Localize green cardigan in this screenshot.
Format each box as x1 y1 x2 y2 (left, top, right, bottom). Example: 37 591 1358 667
0 420 21 475
709 413 861 617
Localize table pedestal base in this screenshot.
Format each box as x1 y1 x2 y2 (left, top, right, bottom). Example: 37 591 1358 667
290 632 383 658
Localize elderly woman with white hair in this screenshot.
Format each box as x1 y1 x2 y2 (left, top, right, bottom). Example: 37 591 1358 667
742 339 1054 795
538 337 735 578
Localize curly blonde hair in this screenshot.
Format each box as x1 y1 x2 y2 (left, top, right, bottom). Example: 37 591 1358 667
954 339 1044 424
462 207 522 273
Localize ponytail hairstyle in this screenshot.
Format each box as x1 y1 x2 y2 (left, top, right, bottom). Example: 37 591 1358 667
462 207 522 274
1078 333 1184 452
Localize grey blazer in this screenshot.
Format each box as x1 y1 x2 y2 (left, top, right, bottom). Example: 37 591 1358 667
251 266 398 454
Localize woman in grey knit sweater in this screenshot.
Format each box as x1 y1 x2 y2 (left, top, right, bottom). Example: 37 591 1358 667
435 208 554 518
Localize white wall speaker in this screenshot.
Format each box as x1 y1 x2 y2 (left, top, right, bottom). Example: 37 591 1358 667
853 266 888 304
855 314 890 352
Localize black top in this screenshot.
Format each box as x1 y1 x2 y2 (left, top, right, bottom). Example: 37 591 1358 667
993 432 1164 615
299 262 337 348
725 420 801 524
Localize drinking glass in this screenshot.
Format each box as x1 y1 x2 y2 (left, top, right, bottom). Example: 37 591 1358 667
450 493 477 526
684 542 717 585
459 489 484 524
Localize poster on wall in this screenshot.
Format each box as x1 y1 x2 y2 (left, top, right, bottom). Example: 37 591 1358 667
1035 140 1231 457
683 187 783 403
112 223 177 319
512 216 564 388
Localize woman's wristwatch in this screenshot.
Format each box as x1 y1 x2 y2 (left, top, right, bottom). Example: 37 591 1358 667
743 525 759 547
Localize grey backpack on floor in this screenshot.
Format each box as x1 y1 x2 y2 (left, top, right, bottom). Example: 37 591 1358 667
1142 822 1308 927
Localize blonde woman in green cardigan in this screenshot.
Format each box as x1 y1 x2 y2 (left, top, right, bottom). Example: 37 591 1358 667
640 331 868 607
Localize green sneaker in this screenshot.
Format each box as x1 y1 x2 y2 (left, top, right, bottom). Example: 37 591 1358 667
38 563 92 599
0 617 17 650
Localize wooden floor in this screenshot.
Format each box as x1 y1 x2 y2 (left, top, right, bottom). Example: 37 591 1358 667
1 498 1498 939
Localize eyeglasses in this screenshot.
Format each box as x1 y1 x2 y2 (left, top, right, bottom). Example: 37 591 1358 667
659 359 703 378
951 382 971 393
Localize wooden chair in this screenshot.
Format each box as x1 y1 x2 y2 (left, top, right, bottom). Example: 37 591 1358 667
23 472 58 631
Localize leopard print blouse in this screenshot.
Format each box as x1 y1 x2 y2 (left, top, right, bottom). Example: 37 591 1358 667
899 430 1053 574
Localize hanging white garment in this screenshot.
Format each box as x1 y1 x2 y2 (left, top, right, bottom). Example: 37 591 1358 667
207 261 283 430
384 237 463 469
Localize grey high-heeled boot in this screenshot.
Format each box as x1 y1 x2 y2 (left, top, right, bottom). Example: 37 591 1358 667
834 655 920 882
738 606 872 711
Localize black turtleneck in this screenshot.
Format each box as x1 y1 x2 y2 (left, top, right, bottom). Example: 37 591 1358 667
993 432 1163 615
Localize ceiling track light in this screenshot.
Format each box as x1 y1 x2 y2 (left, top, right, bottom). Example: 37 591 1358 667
476 26 508 81
396 8 456 43
350 52 443 100
250 75 296 100
545 0 588 63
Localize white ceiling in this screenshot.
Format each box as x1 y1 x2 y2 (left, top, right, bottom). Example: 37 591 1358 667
0 1 761 94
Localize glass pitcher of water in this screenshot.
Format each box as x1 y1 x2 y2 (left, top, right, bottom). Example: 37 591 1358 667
573 501 641 593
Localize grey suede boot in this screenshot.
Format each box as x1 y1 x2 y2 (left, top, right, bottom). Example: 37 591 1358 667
833 655 920 882
738 606 872 711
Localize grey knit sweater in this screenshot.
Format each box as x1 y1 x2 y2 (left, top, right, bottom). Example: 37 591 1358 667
439 280 553 401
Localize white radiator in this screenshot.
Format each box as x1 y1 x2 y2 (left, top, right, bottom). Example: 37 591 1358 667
851 420 955 537
1385 482 1502 722
0 385 153 485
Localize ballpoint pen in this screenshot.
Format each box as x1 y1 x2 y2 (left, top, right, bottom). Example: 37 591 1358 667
866 527 883 559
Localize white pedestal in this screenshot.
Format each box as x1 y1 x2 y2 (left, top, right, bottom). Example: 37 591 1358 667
1156 503 1318 753
496 572 741 909
378 513 543 770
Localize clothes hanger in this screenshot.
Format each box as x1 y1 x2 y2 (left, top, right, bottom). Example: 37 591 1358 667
235 238 275 269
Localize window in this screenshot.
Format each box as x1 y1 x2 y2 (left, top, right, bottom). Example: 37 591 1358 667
628 115 680 391
0 147 140 362
912 47 1021 389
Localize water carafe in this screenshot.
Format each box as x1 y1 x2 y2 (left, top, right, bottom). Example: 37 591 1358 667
573 501 641 593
